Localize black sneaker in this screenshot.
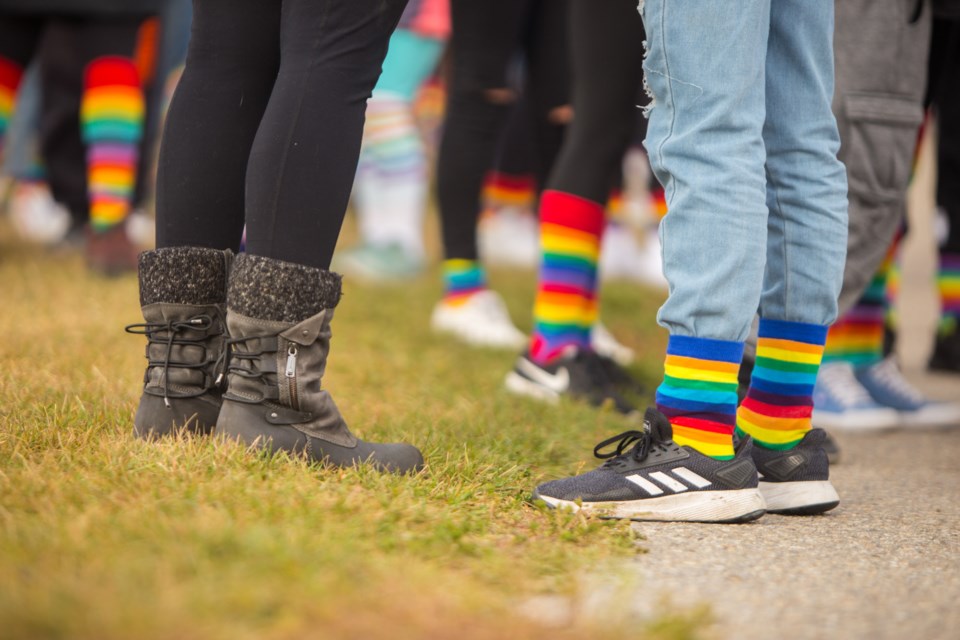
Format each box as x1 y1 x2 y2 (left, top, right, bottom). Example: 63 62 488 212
595 353 647 396
751 429 839 515
821 430 841 465
532 408 766 523
929 330 960 374
505 347 637 415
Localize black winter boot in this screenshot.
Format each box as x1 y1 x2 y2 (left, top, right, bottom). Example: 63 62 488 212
126 247 232 438
216 254 423 474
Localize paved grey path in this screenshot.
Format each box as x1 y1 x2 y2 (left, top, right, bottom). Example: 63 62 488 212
629 428 960 639
623 138 960 640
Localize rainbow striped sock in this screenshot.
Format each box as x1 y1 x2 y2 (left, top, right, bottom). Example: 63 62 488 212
607 188 626 223
656 335 743 460
442 259 486 305
81 56 144 232
0 57 25 160
649 182 667 221
737 319 827 450
823 256 890 366
529 191 603 363
938 252 960 335
483 171 536 210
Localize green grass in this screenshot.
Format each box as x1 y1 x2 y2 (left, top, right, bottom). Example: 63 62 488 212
0 220 712 640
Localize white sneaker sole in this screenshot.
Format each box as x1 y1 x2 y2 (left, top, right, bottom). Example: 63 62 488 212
759 480 839 515
535 488 766 523
812 407 900 433
898 403 960 430
430 314 527 349
504 371 560 403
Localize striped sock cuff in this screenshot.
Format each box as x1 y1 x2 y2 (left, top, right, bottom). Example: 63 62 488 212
607 189 626 223
656 335 743 460
649 184 667 220
82 56 144 230
0 57 24 142
530 191 603 363
442 258 486 305
938 253 960 334
483 171 536 209
738 318 827 450
823 261 888 366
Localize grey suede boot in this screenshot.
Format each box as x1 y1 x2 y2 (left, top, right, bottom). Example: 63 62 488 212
126 247 232 438
216 254 423 474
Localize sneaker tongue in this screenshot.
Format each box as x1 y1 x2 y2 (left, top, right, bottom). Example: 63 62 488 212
643 407 673 441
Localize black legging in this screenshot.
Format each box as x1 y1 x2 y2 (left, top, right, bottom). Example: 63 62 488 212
155 0 406 270
436 0 569 261
0 13 149 223
929 16 960 253
547 0 646 204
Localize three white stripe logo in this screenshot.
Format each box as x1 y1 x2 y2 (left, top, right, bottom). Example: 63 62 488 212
625 467 712 495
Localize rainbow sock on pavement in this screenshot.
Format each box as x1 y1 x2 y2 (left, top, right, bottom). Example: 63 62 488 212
938 252 960 336
441 259 486 306
737 319 827 450
823 255 890 366
81 56 144 232
0 57 25 160
529 191 604 364
656 336 743 460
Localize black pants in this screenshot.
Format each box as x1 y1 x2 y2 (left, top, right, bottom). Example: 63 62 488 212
0 13 150 223
436 0 569 260
929 16 960 253
547 0 646 204
155 0 406 269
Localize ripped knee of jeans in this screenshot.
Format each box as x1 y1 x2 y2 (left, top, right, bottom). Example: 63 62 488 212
641 39 655 117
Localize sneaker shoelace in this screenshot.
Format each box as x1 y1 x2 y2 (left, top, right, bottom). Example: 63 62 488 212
594 429 652 468
866 358 925 404
125 314 220 407
819 363 875 408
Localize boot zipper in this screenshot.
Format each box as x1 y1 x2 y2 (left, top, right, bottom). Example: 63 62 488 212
285 344 299 410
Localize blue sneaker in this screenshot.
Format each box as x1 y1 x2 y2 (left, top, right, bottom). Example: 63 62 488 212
812 362 900 432
855 357 960 429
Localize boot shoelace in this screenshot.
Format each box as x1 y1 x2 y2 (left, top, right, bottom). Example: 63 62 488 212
218 335 274 393
125 314 219 407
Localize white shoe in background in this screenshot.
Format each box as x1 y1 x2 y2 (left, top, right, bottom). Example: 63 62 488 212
478 207 539 269
431 290 527 349
600 224 668 290
591 322 635 366
9 181 71 245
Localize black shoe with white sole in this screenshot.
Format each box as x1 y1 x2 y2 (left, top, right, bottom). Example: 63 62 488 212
595 353 647 396
750 428 839 515
505 348 637 415
532 408 766 523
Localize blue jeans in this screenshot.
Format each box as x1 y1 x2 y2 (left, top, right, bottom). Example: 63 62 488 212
642 0 848 342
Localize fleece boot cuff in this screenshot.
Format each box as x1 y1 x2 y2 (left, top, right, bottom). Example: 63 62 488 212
228 253 342 323
138 246 232 307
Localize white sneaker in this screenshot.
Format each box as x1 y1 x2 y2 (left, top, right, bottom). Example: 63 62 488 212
9 181 71 245
599 225 668 290
477 207 539 269
431 290 527 349
590 322 635 366
812 361 901 432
